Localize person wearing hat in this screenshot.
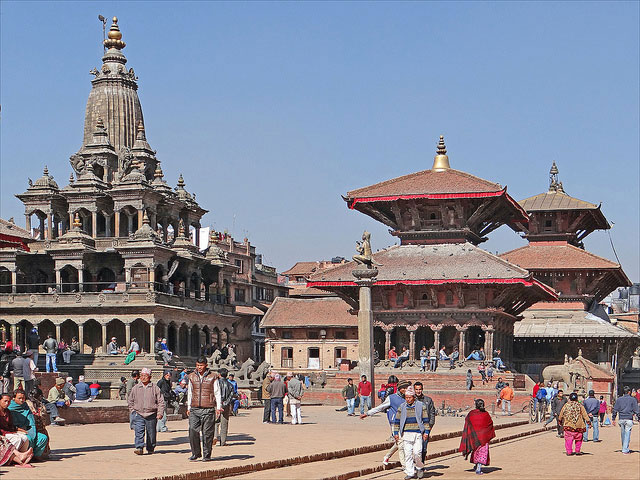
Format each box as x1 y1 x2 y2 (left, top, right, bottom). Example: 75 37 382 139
107 337 119 355
361 379 412 468
44 377 69 425
582 389 600 442
393 386 428 479
128 367 165 455
21 351 37 395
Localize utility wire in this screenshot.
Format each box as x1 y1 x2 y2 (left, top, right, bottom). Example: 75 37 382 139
607 228 622 265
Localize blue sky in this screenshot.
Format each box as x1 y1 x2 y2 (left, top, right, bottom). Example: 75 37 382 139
1 1 638 282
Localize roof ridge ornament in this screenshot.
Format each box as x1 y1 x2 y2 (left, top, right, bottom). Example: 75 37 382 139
548 161 565 194
104 17 126 50
432 135 451 172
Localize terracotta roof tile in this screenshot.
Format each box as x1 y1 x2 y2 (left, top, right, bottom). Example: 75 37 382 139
308 243 532 283
346 168 502 198
261 297 355 328
500 243 621 270
515 309 636 338
282 262 319 276
0 218 33 240
519 191 598 211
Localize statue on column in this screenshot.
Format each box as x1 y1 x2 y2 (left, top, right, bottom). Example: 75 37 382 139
353 231 381 269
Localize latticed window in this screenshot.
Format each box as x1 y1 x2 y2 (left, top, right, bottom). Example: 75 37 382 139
445 290 454 305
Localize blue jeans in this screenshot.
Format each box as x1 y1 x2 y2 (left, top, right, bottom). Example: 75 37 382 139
421 434 430 463
429 358 437 371
133 412 157 451
360 395 371 414
156 411 168 432
466 352 481 361
271 397 284 423
619 419 633 453
46 353 58 372
494 357 505 369
346 397 355 415
394 356 407 368
583 417 599 441
420 358 428 370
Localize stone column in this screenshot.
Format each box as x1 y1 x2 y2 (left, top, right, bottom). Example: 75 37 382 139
105 214 112 237
149 268 155 292
78 268 84 292
127 215 133 235
25 214 31 234
91 211 98 238
10 324 17 344
149 323 156 354
483 327 494 361
431 326 441 352
457 326 467 357
137 209 144 230
384 328 392 360
114 211 120 237
125 323 131 350
47 211 53 240
187 328 192 357
162 220 168 243
55 323 61 342
125 268 131 286
55 269 62 292
11 270 17 294
39 216 45 240
101 323 108 354
407 325 418 360
176 327 181 356
353 267 378 407
194 227 200 248
69 213 74 230
78 323 84 354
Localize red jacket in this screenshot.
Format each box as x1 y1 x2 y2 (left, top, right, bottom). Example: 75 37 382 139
358 381 372 396
532 384 540 398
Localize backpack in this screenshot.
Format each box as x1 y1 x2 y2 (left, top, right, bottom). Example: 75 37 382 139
536 388 547 401
219 378 236 407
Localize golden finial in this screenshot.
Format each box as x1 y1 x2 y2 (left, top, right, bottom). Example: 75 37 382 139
177 174 185 188
432 135 450 172
550 161 559 175
178 218 186 237
73 213 82 229
142 210 150 225
43 165 49 176
104 16 126 50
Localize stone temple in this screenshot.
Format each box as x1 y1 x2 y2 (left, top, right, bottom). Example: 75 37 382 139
0 18 285 366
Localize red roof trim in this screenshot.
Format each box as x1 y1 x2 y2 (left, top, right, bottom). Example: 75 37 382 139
308 277 557 298
348 190 504 209
0 233 30 252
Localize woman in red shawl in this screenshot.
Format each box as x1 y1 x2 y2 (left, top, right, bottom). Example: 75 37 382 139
459 399 496 475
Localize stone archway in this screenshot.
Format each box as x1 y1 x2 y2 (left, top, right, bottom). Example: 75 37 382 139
467 326 485 354
107 319 126 348
167 322 178 353
83 319 102 353
38 319 56 340
131 318 150 353
191 325 201 357
60 319 79 344
179 323 189 356
440 325 458 352
60 265 79 293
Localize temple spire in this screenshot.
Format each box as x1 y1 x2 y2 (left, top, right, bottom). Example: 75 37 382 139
432 135 451 172
549 161 564 193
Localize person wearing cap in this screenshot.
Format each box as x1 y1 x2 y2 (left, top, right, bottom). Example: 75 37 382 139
558 392 591 456
75 375 91 402
128 367 165 455
187 357 221 461
44 377 69 425
156 370 173 433
612 385 640 454
393 386 428 479
107 337 119 355
63 376 76 402
21 351 37 395
582 389 601 442
362 379 412 468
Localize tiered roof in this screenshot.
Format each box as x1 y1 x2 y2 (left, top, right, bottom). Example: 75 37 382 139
261 297 355 328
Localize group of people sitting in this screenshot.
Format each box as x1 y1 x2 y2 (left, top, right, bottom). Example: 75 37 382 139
387 345 507 373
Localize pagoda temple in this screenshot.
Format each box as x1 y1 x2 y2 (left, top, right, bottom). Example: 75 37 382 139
501 163 636 377
307 136 556 365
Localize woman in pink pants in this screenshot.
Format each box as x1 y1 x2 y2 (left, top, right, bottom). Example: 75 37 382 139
558 392 591 456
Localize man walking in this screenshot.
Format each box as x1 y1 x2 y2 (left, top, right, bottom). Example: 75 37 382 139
393 386 428 480
22 351 37 394
428 346 437 372
612 386 640 454
499 382 514 416
267 373 286 424
187 357 221 461
128 368 165 455
215 368 235 446
156 370 173 433
546 389 567 437
413 382 436 465
582 390 601 442
361 379 411 468
43 334 58 373
358 375 372 415
342 378 357 416
261 371 272 423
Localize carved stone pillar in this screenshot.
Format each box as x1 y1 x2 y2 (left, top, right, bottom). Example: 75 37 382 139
78 268 84 292
55 323 61 342
127 215 133 235
55 269 62 292
194 227 200 248
78 323 84 353
91 211 98 238
384 327 392 359
10 324 17 345
101 323 108 354
47 211 53 240
125 268 131 286
187 328 192 357
69 212 74 231
25 214 31 234
125 323 131 350
149 268 155 292
114 211 120 237
430 325 442 352
39 216 45 240
149 323 156 354
457 326 467 357
176 328 181 356
353 267 378 407
162 219 168 243
105 214 112 237
483 327 494 361
407 325 418 360
137 209 144 230
11 270 17 294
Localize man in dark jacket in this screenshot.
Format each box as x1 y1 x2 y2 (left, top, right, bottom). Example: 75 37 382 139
266 373 286 424
0 347 15 394
414 381 436 464
27 328 40 365
612 386 640 454
156 370 173 432
215 368 235 445
547 389 567 436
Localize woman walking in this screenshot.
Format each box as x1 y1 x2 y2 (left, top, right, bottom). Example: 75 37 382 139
466 370 474 390
558 392 591 456
598 396 607 424
459 399 495 475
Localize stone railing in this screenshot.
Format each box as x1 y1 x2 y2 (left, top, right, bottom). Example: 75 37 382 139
0 291 234 315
